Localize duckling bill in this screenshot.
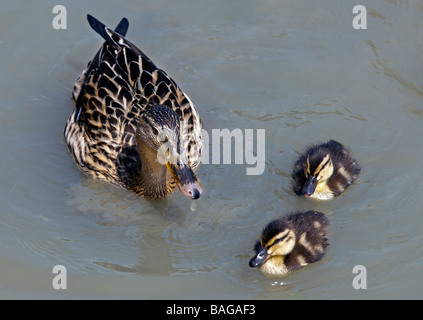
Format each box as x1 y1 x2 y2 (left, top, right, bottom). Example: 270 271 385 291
64 15 203 199
249 211 329 276
292 140 360 200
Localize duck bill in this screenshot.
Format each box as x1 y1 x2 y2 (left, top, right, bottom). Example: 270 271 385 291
302 175 318 197
166 162 203 199
249 248 269 268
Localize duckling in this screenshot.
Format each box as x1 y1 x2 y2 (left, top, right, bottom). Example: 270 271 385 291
249 211 329 276
64 15 203 199
291 140 360 200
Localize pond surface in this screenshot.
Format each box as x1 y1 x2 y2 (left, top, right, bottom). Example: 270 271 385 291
1 0 423 299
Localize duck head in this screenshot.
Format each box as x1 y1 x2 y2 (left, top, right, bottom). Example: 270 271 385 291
136 104 203 199
249 222 296 269
302 153 334 197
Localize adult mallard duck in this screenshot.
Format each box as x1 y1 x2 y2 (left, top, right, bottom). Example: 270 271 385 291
64 15 203 199
249 211 329 276
291 140 360 200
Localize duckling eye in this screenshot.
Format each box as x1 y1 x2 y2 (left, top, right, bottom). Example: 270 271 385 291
321 157 331 170
273 233 288 245
152 128 159 135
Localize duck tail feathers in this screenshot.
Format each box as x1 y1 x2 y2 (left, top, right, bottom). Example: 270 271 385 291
87 14 129 42
114 17 129 37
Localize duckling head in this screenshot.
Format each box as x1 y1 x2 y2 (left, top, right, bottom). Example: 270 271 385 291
136 104 203 199
249 220 296 270
302 152 334 197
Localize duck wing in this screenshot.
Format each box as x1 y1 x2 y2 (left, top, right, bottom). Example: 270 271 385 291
73 15 202 169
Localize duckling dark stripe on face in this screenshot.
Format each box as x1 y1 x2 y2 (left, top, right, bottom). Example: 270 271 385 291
313 154 330 177
265 229 289 248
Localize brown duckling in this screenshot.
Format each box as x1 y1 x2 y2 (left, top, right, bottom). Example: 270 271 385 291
249 211 329 276
292 140 360 200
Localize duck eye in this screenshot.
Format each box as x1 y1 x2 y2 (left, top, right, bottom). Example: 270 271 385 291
321 157 331 169
152 128 159 135
274 233 288 245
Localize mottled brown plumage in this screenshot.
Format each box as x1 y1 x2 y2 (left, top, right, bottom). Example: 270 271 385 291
64 15 203 199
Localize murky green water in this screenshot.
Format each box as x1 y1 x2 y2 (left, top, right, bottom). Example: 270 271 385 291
1 0 423 299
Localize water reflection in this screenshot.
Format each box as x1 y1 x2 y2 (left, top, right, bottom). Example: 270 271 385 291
1 0 423 299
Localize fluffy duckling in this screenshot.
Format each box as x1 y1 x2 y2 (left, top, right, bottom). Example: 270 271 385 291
291 140 360 200
249 211 329 276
